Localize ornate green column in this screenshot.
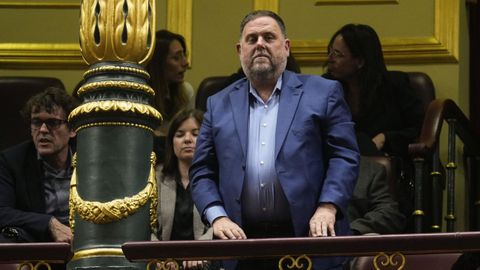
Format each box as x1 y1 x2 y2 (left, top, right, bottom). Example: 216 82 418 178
68 0 159 269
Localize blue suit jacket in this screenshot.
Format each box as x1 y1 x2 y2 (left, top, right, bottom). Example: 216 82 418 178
191 71 359 269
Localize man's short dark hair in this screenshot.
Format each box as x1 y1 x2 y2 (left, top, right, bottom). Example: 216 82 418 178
239 10 287 38
21 86 79 122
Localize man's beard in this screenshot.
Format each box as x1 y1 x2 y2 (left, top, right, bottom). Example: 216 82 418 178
243 61 276 81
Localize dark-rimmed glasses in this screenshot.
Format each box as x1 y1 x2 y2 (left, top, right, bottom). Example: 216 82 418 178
30 118 67 130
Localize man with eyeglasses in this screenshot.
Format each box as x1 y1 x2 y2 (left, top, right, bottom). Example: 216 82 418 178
0 86 78 244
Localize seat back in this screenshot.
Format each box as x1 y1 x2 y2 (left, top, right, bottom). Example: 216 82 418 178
195 76 229 112
406 71 436 112
0 77 65 151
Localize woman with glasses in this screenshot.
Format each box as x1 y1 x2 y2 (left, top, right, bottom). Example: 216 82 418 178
324 24 424 160
146 30 194 138
324 24 425 234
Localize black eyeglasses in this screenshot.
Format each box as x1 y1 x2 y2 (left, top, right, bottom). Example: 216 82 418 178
30 118 67 130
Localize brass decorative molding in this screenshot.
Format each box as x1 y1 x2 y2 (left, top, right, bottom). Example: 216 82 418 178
373 252 405 270
68 100 162 121
257 0 458 64
279 254 312 270
75 121 154 133
167 0 192 65
71 248 124 261
0 1 80 9
77 81 155 97
315 0 398 5
17 261 53 270
69 153 158 231
147 259 180 270
83 66 150 80
79 0 155 65
254 0 279 12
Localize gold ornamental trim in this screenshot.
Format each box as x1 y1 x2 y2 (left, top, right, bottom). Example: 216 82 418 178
412 210 425 216
373 252 405 270
431 171 442 176
75 122 155 133
69 153 158 232
147 259 180 270
446 162 457 169
83 66 150 79
279 255 312 270
18 261 52 270
445 214 456 220
71 248 124 261
77 81 155 96
68 100 162 121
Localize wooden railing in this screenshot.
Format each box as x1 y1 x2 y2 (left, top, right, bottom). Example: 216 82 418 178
0 242 71 269
1 233 480 269
121 232 480 269
409 98 480 233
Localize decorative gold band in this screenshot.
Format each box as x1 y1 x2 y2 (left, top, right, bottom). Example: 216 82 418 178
373 252 405 270
412 210 425 216
446 162 457 169
278 254 312 270
69 152 158 232
18 261 52 270
71 248 124 261
430 171 441 176
77 81 155 96
68 100 162 122
147 259 180 270
75 121 154 133
83 65 150 79
445 214 456 220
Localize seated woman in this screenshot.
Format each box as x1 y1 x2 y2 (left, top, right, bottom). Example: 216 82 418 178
155 109 215 270
325 24 425 232
146 30 195 162
324 23 424 159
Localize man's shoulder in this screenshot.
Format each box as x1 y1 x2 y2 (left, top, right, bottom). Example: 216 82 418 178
1 141 36 160
285 71 339 88
209 77 247 100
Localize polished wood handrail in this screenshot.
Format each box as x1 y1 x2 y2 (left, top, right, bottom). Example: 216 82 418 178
122 232 480 261
409 98 480 157
0 242 72 263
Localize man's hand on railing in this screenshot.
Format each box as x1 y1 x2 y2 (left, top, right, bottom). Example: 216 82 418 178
309 203 337 237
212 216 247 240
49 217 73 244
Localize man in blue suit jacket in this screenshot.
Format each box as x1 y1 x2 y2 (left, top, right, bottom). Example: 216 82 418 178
190 10 359 270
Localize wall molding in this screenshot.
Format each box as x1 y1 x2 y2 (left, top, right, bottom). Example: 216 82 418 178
0 2 80 9
166 0 193 65
315 0 398 5
0 0 459 69
256 0 459 65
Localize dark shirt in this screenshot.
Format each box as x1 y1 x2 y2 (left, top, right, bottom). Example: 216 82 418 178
170 181 194 240
41 152 72 226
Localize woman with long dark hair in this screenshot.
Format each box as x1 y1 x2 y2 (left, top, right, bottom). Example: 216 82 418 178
156 109 217 270
146 30 195 137
325 23 424 158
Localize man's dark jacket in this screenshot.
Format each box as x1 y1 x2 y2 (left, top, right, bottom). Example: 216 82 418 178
0 141 55 241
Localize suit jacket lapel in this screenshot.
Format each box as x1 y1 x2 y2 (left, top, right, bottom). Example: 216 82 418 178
229 82 249 160
275 72 303 158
